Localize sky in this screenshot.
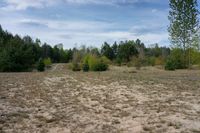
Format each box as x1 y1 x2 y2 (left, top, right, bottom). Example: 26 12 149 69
0 0 199 49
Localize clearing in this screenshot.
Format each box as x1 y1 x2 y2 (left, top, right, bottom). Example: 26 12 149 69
0 64 200 133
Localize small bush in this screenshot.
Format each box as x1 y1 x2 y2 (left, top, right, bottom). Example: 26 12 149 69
85 55 109 71
165 59 176 71
37 59 45 72
115 58 122 66
126 57 142 69
43 58 52 67
82 61 89 72
155 57 164 65
101 56 111 64
127 62 133 67
93 60 108 71
147 57 156 66
170 48 187 69
72 63 81 71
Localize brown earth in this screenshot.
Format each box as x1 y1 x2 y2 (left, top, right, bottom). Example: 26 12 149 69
0 64 200 133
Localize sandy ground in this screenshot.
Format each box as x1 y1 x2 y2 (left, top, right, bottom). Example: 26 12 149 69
0 64 200 133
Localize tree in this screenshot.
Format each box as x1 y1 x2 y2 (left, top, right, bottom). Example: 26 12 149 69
135 39 145 59
37 59 45 72
101 42 114 60
82 60 89 72
192 29 200 50
168 0 199 68
118 41 138 62
112 42 118 59
66 49 73 62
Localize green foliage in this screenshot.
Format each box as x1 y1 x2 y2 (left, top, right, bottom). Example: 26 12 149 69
155 57 165 66
165 48 188 70
168 0 199 67
168 0 199 47
82 61 89 72
43 58 52 67
101 56 111 65
115 58 122 66
72 63 81 71
0 44 35 72
101 42 114 60
187 48 200 65
147 57 156 66
170 48 186 69
3 22 200 72
0 25 74 72
165 58 176 71
83 55 109 71
126 57 142 70
118 41 138 62
37 59 45 72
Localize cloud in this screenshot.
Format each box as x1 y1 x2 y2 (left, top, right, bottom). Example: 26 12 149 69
18 18 115 32
63 0 163 5
63 0 139 5
19 19 48 28
1 0 162 11
151 9 158 13
0 15 169 48
130 25 165 35
0 0 170 48
1 0 56 11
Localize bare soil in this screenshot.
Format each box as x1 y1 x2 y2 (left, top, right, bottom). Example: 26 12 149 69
0 64 200 133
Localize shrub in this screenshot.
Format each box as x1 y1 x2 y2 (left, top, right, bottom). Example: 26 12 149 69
72 63 81 71
134 58 142 70
43 58 52 67
37 59 45 72
170 48 186 69
114 57 122 66
127 62 133 67
147 57 156 66
82 61 89 72
101 56 111 64
126 57 142 69
155 57 164 65
86 55 109 71
93 60 108 71
165 59 176 71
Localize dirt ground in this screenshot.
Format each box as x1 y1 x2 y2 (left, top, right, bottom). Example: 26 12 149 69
0 64 200 133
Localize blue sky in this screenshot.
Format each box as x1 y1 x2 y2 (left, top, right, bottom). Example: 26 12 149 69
0 0 199 48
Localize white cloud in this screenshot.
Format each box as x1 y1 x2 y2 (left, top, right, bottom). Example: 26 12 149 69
1 0 161 11
151 9 158 13
19 18 114 32
63 0 139 5
0 0 169 48
1 0 57 11
0 15 169 48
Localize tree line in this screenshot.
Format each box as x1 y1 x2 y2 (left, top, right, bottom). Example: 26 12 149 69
0 25 73 72
0 24 172 72
0 0 200 72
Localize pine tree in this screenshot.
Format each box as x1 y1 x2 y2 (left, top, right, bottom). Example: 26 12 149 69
168 0 199 68
37 59 45 72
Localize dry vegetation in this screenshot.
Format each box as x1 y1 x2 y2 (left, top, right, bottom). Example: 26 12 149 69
0 64 200 133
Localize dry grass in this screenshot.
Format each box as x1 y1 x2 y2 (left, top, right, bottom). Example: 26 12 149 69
0 64 200 133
